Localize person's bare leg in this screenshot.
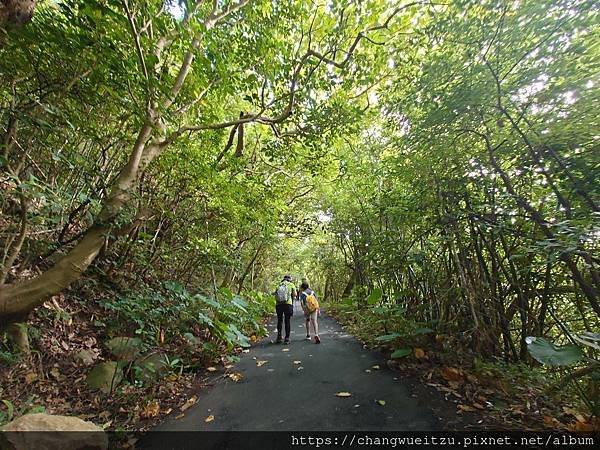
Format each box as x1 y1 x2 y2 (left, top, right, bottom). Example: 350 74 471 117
305 314 310 338
311 312 320 343
311 316 318 336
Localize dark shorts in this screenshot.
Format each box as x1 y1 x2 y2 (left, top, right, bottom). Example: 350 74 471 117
276 303 293 318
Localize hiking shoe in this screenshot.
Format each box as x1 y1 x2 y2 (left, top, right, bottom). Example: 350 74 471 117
306 335 311 340
315 335 321 344
283 338 290 345
275 335 282 344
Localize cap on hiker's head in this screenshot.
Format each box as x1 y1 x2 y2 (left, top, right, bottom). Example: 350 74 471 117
283 274 292 281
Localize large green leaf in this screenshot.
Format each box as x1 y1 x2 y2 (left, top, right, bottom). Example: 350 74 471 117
391 348 412 359
526 337 583 366
375 333 402 342
413 327 434 335
231 296 249 312
219 287 234 301
194 294 220 308
366 288 382 306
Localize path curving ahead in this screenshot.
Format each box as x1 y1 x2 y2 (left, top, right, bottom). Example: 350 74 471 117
146 310 446 437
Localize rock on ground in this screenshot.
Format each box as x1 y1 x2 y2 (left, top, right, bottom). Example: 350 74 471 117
0 413 108 450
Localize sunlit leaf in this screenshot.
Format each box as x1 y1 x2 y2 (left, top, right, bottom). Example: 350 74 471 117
335 392 352 397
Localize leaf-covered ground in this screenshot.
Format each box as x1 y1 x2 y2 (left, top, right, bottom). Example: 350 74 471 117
328 306 599 432
0 281 271 432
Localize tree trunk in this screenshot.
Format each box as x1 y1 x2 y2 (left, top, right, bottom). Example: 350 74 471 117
0 226 105 322
342 271 355 298
0 0 261 323
236 245 263 294
0 0 36 28
484 136 600 317
0 122 155 323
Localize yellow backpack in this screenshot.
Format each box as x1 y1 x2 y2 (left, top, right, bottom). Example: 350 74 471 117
305 292 319 313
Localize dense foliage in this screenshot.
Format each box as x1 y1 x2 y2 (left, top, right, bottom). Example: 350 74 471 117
308 0 599 416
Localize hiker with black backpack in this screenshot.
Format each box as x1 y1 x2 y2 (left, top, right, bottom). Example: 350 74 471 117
274 274 296 344
299 280 320 344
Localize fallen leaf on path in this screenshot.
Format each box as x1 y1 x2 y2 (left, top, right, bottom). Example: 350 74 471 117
180 395 198 412
335 392 352 397
297 367 304 371
377 400 386 406
568 419 595 432
293 360 301 365
282 348 289 352
242 349 250 353
206 367 217 372
228 372 243 382
224 364 234 369
509 406 525 416
414 348 426 359
267 369 274 372
175 413 185 420
457 404 476 413
365 369 371 373
472 403 485 410
543 415 565 429
256 360 268 367
205 415 215 423
141 401 160 418
441 367 464 383
372 365 380 370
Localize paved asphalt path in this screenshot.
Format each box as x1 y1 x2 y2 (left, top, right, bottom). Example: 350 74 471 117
145 310 442 436
139 311 447 449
